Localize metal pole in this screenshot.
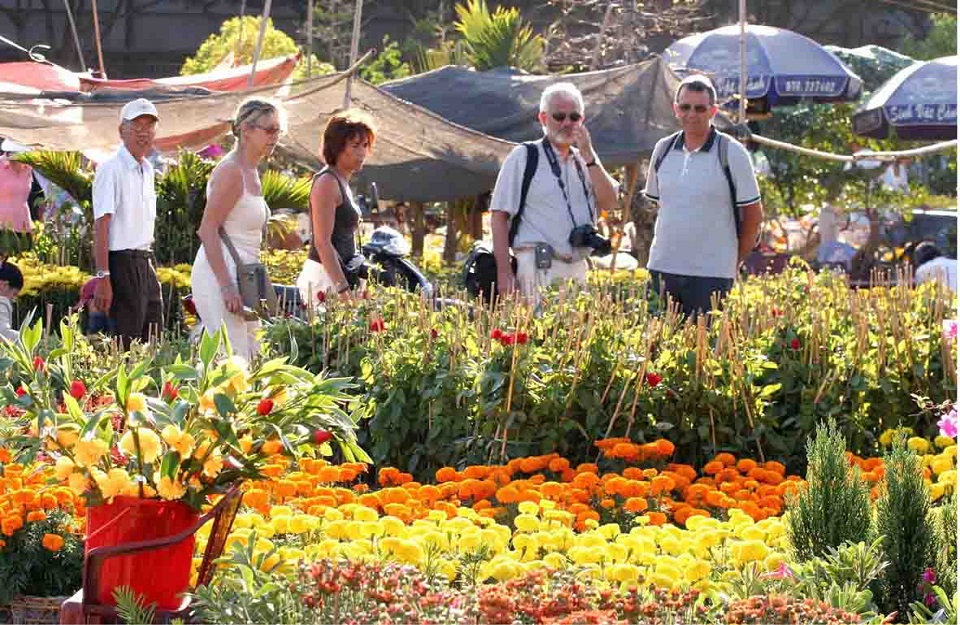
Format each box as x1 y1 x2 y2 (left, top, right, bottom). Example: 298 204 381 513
237 0 247 61
738 0 747 123
62 0 86 71
306 0 314 77
90 0 107 77
343 0 363 108
249 0 273 87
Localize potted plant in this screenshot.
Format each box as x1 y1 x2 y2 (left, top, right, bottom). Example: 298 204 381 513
0 460 84 624
0 320 369 610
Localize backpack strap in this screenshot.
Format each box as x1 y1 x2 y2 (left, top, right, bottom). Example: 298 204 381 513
653 130 683 175
508 141 540 247
716 132 742 241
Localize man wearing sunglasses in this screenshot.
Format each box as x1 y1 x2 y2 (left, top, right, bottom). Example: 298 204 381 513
644 75 763 317
490 82 618 299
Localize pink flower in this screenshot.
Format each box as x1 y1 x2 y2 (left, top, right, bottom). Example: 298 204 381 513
943 320 957 342
938 405 958 439
762 561 795 580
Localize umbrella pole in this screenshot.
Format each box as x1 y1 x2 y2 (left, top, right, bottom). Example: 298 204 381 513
62 0 86 71
307 0 314 77
249 0 273 88
90 0 107 77
738 0 747 123
344 0 364 108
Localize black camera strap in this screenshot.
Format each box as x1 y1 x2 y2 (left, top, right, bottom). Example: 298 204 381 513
541 139 595 230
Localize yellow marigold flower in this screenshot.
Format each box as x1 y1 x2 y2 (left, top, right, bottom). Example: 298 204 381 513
94 468 134 501
930 482 946 501
931 456 953 476
56 427 80 450
731 539 769 564
879 429 895 447
684 560 711 582
157 476 187 500
126 392 148 414
203 452 223 478
763 552 786 572
41 533 65 551
239 435 254 454
68 472 88 494
544 552 567 569
161 425 195 458
55 456 76 481
74 437 108 468
935 436 956 449
517 501 539 515
270 516 290 534
514 513 539 533
608 563 641 583
119 428 162 464
908 437 931 454
938 469 957 486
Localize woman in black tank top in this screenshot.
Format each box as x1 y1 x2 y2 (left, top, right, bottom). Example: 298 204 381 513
296 110 377 307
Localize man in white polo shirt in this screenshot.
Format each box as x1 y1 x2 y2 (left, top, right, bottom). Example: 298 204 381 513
644 75 763 317
92 98 161 347
490 82 619 299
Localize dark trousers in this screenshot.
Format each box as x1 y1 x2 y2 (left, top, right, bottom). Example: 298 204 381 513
108 250 163 347
649 270 734 318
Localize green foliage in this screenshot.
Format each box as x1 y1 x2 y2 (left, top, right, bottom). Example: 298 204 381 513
875 435 936 619
930 494 957 599
786 538 889 616
360 36 413 84
154 151 215 267
0 511 83 604
909 585 958 624
786 418 873 562
113 586 157 625
180 16 334 81
11 151 92 206
415 39 471 73
453 0 545 71
261 170 311 212
901 14 957 61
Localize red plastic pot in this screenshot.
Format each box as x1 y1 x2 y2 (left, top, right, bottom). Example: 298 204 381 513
86 496 198 610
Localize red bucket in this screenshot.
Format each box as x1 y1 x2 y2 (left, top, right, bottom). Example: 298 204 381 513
86 496 199 610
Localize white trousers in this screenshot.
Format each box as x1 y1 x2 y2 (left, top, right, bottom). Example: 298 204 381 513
514 249 588 301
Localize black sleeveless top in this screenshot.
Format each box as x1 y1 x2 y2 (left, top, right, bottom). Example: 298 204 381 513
308 168 361 264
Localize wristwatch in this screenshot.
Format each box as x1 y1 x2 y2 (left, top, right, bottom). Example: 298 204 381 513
96 270 110 279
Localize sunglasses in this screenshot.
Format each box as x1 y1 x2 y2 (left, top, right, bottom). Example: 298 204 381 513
254 125 283 136
551 111 583 122
677 104 710 113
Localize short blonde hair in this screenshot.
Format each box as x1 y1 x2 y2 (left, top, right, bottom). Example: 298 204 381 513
232 98 286 139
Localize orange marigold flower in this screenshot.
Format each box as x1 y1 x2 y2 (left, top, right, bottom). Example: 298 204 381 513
646 511 668 526
548 457 570 473
655 439 675 457
736 459 757 473
714 453 736 467
26 511 46 522
435 467 460 483
463 466 489 480
600 498 616 509
41 533 65 551
624 497 649 513
650 475 676 495
0 449 11 463
763 461 786 476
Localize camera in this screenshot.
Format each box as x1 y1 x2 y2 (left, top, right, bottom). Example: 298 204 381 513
569 224 612 256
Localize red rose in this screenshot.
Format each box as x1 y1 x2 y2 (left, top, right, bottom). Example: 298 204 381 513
490 329 503 340
313 429 333 445
771 308 783 317
430 328 439 339
33 357 45 372
317 291 326 302
790 338 801 350
257 398 274 416
162 381 178 401
369 318 386 332
15 386 27 397
69 380 87 401
515 332 529 345
501 333 516 346
645 372 663 387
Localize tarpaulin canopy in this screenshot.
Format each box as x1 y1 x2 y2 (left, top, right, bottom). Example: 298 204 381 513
0 67 516 202
380 56 682 167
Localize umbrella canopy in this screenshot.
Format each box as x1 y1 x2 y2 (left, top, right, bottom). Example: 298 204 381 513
664 24 862 109
852 56 957 141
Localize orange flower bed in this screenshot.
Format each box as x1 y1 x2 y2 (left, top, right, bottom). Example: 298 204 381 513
0 462 86 539
239 439 807 529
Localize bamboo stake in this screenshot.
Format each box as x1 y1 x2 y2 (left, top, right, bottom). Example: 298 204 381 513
90 0 107 77
249 0 274 87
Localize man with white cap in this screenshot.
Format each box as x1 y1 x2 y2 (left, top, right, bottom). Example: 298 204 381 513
92 98 162 347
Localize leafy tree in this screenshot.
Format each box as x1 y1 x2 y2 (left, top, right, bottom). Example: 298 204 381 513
181 16 334 81
901 14 957 60
360 37 413 85
454 0 545 71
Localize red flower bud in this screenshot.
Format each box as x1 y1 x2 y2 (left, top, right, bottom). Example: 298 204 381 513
369 318 386 332
15 386 27 397
790 338 801 350
490 329 503 340
162 381 178 401
69 380 87 401
257 398 274 416
33 357 45 372
645 372 663 387
515 332 529 345
313 429 333 445
501 333 516 345
317 290 326 302
430 328 439 339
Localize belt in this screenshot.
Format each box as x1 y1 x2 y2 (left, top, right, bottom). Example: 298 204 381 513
109 249 154 259
514 245 580 264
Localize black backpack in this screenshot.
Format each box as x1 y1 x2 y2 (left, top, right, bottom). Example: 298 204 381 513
463 141 540 299
652 130 743 240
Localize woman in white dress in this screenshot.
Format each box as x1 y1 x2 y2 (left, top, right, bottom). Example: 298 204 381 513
191 99 284 360
297 109 376 309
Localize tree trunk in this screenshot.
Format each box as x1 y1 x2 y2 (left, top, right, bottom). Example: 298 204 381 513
443 201 458 264
411 201 425 259
469 197 484 240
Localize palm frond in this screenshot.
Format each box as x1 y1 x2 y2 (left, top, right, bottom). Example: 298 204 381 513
261 170 311 213
454 0 544 72
12 151 92 204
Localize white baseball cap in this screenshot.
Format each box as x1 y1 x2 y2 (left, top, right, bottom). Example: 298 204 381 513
119 98 160 122
0 139 29 153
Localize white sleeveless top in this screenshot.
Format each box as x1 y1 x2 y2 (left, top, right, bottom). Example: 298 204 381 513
205 177 269 265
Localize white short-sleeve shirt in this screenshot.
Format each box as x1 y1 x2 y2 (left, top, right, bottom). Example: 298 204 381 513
644 128 760 279
92 145 157 251
490 140 613 259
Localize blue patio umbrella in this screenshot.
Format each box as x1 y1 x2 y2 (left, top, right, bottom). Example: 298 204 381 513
664 24 862 109
852 56 957 141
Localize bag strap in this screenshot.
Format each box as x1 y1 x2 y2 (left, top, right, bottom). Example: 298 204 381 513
717 132 742 241
218 227 244 267
508 141 540 247
310 168 363 260
653 130 682 176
